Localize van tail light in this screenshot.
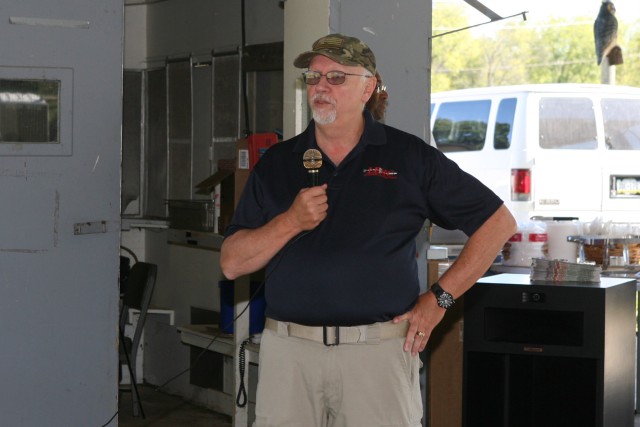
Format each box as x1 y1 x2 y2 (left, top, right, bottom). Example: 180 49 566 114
511 169 531 201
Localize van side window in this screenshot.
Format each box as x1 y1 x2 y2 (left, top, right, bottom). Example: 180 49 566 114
539 97 597 149
494 98 516 149
433 100 490 152
602 98 640 150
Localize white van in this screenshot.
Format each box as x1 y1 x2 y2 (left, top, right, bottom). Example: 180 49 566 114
429 83 640 224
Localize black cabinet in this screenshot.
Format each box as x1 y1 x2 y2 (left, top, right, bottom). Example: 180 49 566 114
463 274 636 427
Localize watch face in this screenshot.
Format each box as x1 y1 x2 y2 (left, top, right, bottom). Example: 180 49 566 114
431 283 455 309
436 292 455 309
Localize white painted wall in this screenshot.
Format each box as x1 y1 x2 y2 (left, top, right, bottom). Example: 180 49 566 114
283 0 331 139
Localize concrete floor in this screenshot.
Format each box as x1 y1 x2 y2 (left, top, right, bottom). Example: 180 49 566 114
118 384 232 427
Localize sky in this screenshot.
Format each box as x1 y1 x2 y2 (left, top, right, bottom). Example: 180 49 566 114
434 0 640 37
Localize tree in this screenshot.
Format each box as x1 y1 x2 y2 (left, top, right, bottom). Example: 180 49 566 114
526 18 598 84
616 20 640 86
431 4 482 91
477 26 531 86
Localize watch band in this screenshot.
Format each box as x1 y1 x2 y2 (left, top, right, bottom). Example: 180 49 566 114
430 281 456 310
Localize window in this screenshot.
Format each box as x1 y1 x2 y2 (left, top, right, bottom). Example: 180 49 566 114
539 97 597 149
601 98 640 150
433 100 490 152
0 66 72 156
494 98 516 149
0 79 58 143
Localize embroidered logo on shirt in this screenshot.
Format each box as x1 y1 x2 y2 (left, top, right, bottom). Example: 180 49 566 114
363 167 398 179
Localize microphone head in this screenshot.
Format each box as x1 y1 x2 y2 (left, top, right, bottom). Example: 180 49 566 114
303 149 323 170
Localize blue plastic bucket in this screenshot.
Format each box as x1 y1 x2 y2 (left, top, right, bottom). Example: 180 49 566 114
219 280 266 334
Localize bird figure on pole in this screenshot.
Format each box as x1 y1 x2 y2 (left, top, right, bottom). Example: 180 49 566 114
594 0 623 65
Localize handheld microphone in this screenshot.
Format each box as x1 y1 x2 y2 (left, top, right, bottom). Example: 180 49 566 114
302 149 323 187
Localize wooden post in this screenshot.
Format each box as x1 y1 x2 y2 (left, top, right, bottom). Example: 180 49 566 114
600 56 616 85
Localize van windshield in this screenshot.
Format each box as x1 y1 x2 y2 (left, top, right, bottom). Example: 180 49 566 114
602 98 640 150
539 97 597 150
433 100 490 152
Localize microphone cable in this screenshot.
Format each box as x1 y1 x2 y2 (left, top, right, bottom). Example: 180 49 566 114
230 229 314 408
235 337 252 407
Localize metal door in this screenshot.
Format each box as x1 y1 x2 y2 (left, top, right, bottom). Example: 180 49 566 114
0 1 122 425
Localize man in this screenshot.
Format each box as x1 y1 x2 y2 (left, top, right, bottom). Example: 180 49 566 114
221 33 516 427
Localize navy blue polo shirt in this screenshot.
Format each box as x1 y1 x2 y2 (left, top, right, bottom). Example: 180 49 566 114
226 111 503 326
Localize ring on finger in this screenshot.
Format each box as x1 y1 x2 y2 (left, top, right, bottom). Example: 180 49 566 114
416 331 426 338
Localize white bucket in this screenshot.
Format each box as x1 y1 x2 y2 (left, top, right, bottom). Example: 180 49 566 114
546 221 579 262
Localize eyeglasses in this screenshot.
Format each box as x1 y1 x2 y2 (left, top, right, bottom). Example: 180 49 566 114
302 70 372 85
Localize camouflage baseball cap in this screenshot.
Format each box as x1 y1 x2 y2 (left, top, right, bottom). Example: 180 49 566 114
294 33 376 75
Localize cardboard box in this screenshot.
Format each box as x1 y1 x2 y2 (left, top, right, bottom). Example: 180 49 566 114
193 139 252 234
234 138 250 210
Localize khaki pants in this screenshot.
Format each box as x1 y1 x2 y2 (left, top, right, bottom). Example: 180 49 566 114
253 325 423 427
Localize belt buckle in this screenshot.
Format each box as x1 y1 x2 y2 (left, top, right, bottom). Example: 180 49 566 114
323 326 340 346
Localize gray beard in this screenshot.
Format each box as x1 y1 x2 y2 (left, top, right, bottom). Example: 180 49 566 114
312 107 337 125
311 93 337 125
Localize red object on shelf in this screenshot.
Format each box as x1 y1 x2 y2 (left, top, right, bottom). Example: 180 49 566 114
248 133 279 171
